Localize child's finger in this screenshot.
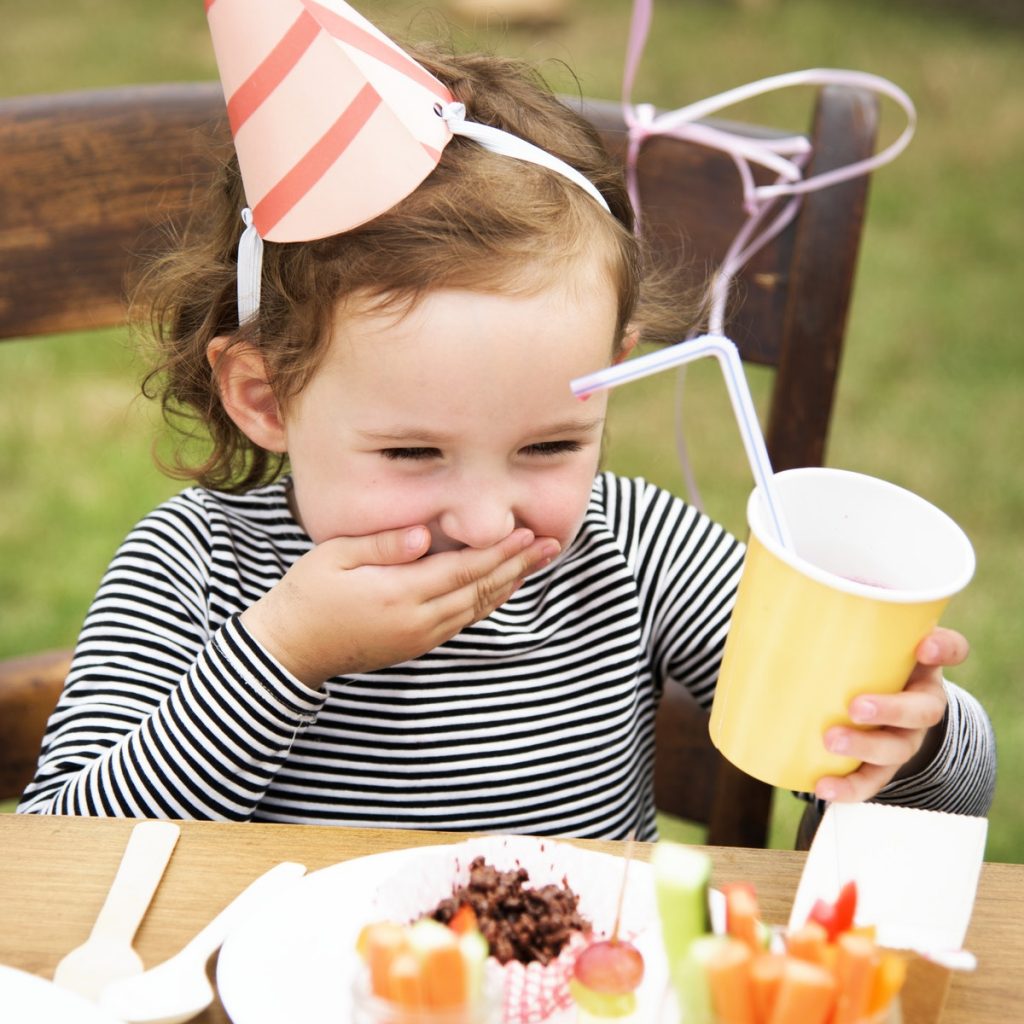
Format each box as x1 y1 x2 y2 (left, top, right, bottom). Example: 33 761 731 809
419 538 560 634
823 723 920 772
445 541 558 614
848 679 946 731
915 626 969 667
428 577 526 641
417 532 558 604
323 525 433 568
815 761 895 803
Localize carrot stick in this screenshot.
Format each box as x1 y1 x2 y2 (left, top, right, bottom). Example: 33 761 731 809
833 931 877 1024
706 936 757 1024
447 904 478 935
422 941 468 1009
360 923 408 1000
767 957 837 1024
724 883 763 951
867 951 908 1016
785 920 829 965
389 950 426 1009
750 952 786 1023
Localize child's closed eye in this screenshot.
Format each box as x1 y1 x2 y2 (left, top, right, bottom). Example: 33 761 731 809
380 447 442 461
521 440 584 456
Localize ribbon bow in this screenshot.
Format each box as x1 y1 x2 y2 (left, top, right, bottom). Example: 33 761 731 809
621 0 917 334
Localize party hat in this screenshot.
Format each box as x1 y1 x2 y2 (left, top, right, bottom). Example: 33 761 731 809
205 0 609 322
206 0 454 242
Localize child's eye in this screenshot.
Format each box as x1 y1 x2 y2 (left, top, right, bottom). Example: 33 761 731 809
521 440 584 457
380 447 442 461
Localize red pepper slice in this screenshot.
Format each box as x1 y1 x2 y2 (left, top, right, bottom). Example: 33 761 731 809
833 880 858 935
807 898 838 941
806 880 858 942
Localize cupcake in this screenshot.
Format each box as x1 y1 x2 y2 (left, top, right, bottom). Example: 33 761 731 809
368 836 654 1024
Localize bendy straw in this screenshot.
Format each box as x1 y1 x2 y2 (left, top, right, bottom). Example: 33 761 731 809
571 334 794 550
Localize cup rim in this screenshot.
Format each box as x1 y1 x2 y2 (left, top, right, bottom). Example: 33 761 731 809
748 467 976 604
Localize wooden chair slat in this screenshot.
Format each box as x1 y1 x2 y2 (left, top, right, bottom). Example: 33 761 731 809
0 83 227 339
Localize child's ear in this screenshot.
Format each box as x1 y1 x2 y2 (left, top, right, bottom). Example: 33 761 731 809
613 328 640 365
207 337 287 453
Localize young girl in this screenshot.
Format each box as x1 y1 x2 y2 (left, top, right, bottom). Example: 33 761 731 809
18 29 994 837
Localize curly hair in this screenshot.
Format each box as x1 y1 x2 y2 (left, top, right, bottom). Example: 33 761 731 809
137 44 699 492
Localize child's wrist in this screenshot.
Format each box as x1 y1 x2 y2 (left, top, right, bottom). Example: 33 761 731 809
895 721 948 782
240 604 328 690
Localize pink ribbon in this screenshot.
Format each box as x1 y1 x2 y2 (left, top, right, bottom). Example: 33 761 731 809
621 0 917 333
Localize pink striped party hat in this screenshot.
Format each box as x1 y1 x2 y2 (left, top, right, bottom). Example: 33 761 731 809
205 0 609 322
206 0 455 242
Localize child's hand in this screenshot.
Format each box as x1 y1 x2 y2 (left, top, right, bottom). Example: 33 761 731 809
240 525 559 687
814 627 968 803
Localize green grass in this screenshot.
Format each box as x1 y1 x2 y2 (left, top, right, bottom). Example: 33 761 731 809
2 0 1021 861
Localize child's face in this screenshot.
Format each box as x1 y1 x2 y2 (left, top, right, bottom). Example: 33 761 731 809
283 266 620 556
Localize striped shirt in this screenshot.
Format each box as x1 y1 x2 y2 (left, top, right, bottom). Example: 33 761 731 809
18 473 995 838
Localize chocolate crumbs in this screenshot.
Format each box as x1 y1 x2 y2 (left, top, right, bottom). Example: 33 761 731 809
428 856 591 965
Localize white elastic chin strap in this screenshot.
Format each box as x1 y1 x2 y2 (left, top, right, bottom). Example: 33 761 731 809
237 207 263 329
236 102 610 326
438 102 609 211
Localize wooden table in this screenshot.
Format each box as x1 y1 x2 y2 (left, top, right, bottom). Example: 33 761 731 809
0 814 1020 1023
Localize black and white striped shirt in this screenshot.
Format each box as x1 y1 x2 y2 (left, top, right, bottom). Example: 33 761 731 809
18 473 995 838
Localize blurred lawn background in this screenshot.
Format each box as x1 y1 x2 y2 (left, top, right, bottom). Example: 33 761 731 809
1 0 1021 860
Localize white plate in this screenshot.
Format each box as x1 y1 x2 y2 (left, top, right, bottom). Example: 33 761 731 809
216 839 670 1024
0 963 126 1024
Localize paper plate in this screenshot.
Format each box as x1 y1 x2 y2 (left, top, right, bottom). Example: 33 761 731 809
216 837 670 1024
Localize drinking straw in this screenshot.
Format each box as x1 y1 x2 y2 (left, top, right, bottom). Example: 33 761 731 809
571 334 794 550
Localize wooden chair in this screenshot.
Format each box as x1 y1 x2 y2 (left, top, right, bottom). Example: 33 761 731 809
0 83 879 842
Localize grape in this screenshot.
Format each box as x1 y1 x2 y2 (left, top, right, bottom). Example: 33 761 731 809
572 939 644 994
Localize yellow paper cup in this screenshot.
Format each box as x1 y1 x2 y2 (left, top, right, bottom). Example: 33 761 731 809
709 467 975 792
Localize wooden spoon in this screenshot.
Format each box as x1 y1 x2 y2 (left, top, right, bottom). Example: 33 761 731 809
53 820 180 1001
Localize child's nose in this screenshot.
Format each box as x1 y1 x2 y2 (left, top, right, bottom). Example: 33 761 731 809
438 491 517 550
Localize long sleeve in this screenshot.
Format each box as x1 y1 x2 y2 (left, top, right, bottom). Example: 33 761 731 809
18 490 324 818
872 678 996 816
607 474 745 707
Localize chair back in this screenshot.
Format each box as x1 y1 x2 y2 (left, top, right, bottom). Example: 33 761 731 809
0 84 879 837
0 652 72 800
